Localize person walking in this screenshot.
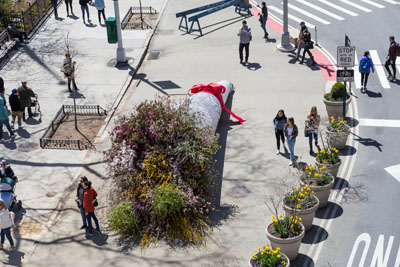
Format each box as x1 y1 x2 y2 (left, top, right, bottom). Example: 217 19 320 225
51 0 58 18
0 160 15 179
9 89 23 130
0 201 15 251
17 81 35 121
95 0 106 24
79 0 91 24
82 180 100 235
359 51 375 93
273 109 287 155
237 20 252 64
296 21 308 60
258 2 268 39
300 29 315 65
305 106 320 155
0 97 14 142
65 0 74 16
284 117 298 166
385 36 397 82
0 77 4 100
61 52 77 92
76 176 88 230
7 21 29 44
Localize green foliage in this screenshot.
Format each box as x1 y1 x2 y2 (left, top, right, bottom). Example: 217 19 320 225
108 202 139 238
324 82 350 101
152 183 186 220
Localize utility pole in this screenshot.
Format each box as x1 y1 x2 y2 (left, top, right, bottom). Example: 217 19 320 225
343 34 350 118
113 0 127 63
277 0 295 52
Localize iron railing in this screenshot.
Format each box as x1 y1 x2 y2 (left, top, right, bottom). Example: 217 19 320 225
122 6 157 30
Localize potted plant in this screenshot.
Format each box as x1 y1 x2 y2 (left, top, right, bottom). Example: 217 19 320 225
266 215 305 260
300 165 335 208
283 186 319 231
326 116 350 150
315 146 341 177
323 82 352 118
250 246 290 267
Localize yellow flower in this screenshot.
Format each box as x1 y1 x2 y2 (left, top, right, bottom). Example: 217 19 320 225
277 247 280 251
282 261 286 265
299 217 302 221
277 254 281 258
257 246 260 251
336 130 340 133
266 246 270 250
254 249 257 253
312 166 316 169
296 204 301 209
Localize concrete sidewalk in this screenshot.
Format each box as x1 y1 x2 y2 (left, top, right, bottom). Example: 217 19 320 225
16 0 333 266
0 0 166 265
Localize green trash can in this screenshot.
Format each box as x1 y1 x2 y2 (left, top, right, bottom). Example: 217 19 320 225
106 17 118 44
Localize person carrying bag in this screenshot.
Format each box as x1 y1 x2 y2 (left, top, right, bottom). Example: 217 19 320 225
0 201 16 251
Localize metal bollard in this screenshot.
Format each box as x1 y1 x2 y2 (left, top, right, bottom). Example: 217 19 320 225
314 26 318 47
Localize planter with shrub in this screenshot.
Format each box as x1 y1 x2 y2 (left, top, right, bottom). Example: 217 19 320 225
326 116 350 150
315 146 341 177
250 246 290 267
323 82 352 118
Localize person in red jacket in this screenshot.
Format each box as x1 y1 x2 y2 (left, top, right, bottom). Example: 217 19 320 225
82 180 100 235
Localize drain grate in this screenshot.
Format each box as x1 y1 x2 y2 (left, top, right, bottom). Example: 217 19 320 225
148 51 161 60
227 185 250 198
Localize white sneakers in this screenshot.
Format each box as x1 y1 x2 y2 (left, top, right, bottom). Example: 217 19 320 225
276 150 280 155
289 161 293 166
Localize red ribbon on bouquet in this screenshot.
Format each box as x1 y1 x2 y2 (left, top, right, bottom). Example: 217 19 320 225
188 83 245 124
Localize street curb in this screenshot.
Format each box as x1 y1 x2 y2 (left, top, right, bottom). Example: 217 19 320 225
96 0 170 140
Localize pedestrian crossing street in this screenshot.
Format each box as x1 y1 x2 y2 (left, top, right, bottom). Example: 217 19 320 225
353 50 400 89
251 0 400 29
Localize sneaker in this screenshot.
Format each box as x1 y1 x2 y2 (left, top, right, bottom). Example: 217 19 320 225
276 150 280 155
391 77 397 81
0 244 3 249
18 125 23 129
80 225 87 230
309 150 313 155
387 75 393 80
24 40 30 44
289 161 293 166
8 246 15 251
10 134 15 138
315 140 318 146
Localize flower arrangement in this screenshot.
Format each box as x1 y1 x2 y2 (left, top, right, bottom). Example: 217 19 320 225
327 116 349 133
301 165 334 186
251 246 288 267
270 214 303 238
283 186 318 210
105 97 220 246
316 147 339 165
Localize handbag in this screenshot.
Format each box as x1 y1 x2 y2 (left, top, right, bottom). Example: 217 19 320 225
304 128 309 137
93 196 98 207
308 41 314 49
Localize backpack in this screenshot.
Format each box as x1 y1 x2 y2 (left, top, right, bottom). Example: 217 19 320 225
397 43 400 57
360 57 370 72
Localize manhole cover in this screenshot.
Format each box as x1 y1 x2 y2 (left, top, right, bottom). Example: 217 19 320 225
227 186 250 198
46 192 57 197
148 50 161 60
156 29 175 35
18 142 39 152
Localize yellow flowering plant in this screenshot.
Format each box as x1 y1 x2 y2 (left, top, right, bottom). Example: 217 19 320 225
250 246 288 267
283 185 318 210
327 116 349 133
301 165 334 186
316 146 339 165
271 214 302 238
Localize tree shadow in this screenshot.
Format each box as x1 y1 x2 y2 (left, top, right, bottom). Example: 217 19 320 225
351 132 383 152
134 73 185 97
21 45 60 80
301 225 328 244
291 253 315 267
315 202 343 219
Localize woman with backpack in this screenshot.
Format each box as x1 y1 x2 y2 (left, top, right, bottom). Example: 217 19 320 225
82 180 100 235
300 29 316 66
0 200 16 251
359 50 375 93
273 109 287 155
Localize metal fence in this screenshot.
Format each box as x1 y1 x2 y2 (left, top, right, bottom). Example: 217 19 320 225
122 6 157 30
40 104 107 150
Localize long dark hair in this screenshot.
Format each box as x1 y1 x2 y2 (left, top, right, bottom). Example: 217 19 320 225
275 109 287 121
83 180 92 189
285 117 295 127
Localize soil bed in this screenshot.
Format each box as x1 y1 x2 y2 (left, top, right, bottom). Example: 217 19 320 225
125 13 158 29
267 223 304 239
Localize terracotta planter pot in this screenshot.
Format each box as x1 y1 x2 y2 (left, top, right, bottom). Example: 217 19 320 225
300 175 335 208
325 125 350 150
249 252 290 267
283 197 319 231
266 223 305 260
323 97 352 119
315 158 342 177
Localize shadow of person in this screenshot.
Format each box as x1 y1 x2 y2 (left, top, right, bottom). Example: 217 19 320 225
16 128 30 139
3 250 25 266
55 17 65 21
2 140 17 150
265 37 277 43
68 90 85 99
364 88 382 98
91 233 109 246
85 22 97 28
24 117 41 125
69 14 79 20
246 62 261 71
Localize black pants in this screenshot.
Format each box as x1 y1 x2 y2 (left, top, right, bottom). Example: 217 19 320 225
65 0 73 15
385 58 396 78
98 9 106 23
52 0 58 17
239 43 249 62
67 76 77 92
12 32 28 43
275 130 285 150
301 47 314 63
23 106 33 120
361 72 370 87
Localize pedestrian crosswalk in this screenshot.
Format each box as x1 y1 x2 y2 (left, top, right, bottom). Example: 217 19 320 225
254 0 400 30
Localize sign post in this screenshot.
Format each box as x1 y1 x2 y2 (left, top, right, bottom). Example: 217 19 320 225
336 35 354 118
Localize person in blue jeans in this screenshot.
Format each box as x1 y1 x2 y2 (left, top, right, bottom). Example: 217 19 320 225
259 2 268 39
359 50 375 93
79 0 90 24
284 117 298 166
273 109 287 155
51 0 58 19
0 97 15 142
76 176 88 230
0 201 16 251
95 0 106 24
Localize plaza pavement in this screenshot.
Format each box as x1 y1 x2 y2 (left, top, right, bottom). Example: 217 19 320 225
1 0 333 266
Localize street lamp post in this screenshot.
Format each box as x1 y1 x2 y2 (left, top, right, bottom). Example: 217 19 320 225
277 0 295 52
113 0 127 63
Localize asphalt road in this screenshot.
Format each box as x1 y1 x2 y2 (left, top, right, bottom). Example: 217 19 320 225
251 0 400 266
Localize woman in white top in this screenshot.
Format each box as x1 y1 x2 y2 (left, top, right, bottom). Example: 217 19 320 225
0 201 15 250
284 117 298 166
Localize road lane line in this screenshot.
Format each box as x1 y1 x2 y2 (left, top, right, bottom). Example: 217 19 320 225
347 233 371 267
358 118 400 127
268 5 316 28
384 164 400 183
295 0 345 20
369 50 391 89
286 3 331 24
382 0 399 4
339 0 372 12
354 53 361 89
317 0 358 16
359 0 385 8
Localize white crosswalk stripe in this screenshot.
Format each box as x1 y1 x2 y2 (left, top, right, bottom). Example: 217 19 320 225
382 0 399 4
295 0 345 20
268 5 316 29
287 3 331 24
317 0 358 16
369 50 391 89
338 0 372 12
359 0 385 8
354 53 362 89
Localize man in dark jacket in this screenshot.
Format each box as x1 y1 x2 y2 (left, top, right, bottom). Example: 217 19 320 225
17 81 35 121
259 2 268 39
7 21 29 44
9 89 23 129
296 22 308 60
0 160 15 179
385 36 397 82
